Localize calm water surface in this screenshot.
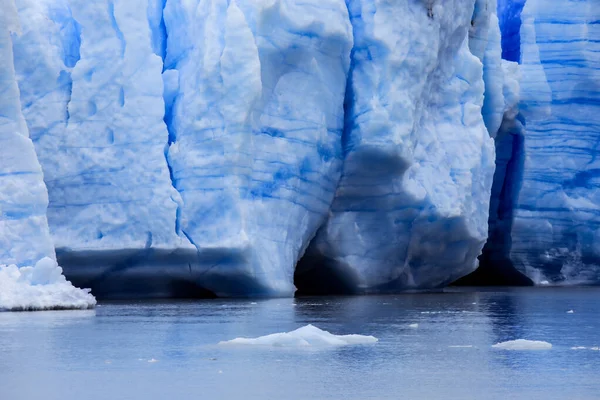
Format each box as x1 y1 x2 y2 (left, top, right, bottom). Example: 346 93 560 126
1 287 599 399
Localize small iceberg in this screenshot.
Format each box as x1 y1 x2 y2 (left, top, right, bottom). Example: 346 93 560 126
218 324 378 347
566 310 574 314
492 339 552 350
0 257 96 311
408 323 419 328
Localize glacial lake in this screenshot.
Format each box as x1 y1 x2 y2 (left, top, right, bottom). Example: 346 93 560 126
1 288 599 400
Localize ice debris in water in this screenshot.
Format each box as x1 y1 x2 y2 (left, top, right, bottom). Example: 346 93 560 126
408 323 419 329
0 257 96 311
218 324 378 347
492 339 552 350
567 310 574 314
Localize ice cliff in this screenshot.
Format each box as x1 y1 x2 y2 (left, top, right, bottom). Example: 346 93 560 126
2 0 597 299
0 0 95 310
478 0 600 285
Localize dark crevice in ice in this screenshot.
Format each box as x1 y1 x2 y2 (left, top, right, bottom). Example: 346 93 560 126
454 116 532 286
497 0 527 63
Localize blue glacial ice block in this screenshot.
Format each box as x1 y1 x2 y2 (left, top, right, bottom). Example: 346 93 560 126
501 0 600 284
0 0 56 267
296 0 497 293
12 0 197 297
162 0 352 296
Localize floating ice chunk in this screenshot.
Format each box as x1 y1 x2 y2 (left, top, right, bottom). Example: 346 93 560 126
492 339 552 350
571 347 587 350
540 281 550 286
566 310 574 314
0 257 96 311
147 358 158 363
408 323 419 329
591 347 600 351
449 345 474 348
218 324 378 347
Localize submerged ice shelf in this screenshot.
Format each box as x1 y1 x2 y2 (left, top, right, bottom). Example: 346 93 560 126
1 0 600 299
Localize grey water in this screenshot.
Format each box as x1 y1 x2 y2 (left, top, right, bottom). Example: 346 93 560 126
1 288 599 400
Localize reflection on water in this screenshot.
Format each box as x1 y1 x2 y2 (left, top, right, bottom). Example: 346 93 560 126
1 288 599 400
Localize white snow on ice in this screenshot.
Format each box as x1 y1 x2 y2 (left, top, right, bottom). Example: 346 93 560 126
0 257 96 311
492 339 552 350
218 324 378 347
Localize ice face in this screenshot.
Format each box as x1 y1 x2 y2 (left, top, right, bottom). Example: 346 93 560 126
490 0 600 284
161 0 352 296
6 0 514 297
296 0 497 294
0 0 55 267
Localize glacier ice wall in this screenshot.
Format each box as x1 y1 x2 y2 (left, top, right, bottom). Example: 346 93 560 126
7 0 507 297
12 0 199 297
0 0 55 267
0 0 96 311
295 0 497 294
162 0 352 296
500 0 600 284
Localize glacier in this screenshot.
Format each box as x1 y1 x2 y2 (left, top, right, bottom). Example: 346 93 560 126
295 0 498 294
2 0 599 299
0 0 96 310
481 0 600 285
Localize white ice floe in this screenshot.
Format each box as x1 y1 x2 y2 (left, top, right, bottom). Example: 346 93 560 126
449 345 474 348
408 323 419 329
566 310 574 314
0 257 96 311
492 339 552 350
571 347 587 350
218 324 378 347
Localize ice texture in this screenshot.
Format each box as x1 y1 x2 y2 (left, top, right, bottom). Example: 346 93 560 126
6 0 514 297
218 324 378 347
161 0 352 296
296 0 497 293
492 339 552 350
0 0 55 267
12 0 193 251
493 0 600 284
1 1 96 311
0 257 96 311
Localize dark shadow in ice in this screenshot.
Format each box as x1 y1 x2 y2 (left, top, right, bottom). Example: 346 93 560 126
57 247 277 299
454 117 532 286
294 255 362 296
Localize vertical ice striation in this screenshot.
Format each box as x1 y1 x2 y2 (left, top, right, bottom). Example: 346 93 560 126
12 0 196 296
0 0 96 310
470 0 506 138
162 0 352 296
296 0 496 294
0 0 55 267
502 0 600 284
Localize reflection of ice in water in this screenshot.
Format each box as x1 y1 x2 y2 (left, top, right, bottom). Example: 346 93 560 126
492 339 552 350
219 324 378 347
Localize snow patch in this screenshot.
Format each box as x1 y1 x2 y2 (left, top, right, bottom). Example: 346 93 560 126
218 324 378 347
0 257 96 311
492 339 552 350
